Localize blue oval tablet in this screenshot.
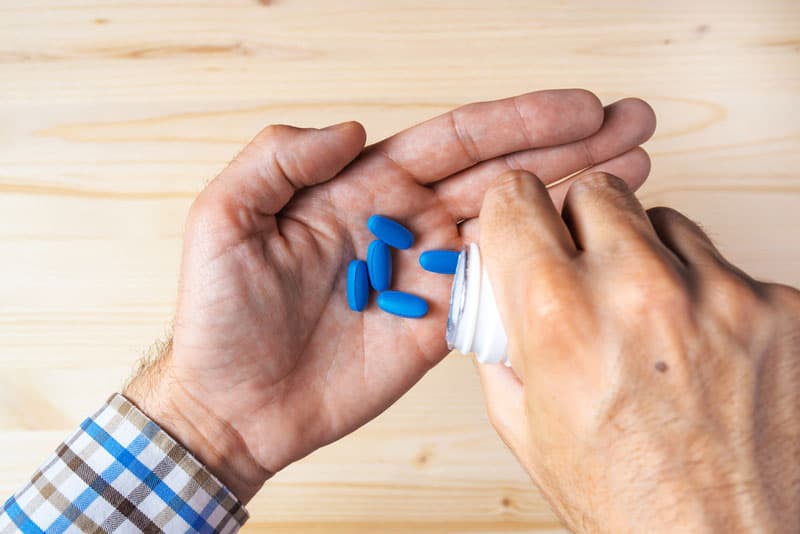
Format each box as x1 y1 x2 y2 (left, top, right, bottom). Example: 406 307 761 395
419 249 460 274
367 240 392 291
367 215 414 250
377 290 428 318
347 259 369 311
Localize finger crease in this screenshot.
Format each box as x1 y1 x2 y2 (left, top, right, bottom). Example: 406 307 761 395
373 147 421 183
503 151 524 172
512 96 536 149
269 150 302 191
435 191 461 223
449 110 481 165
579 138 596 168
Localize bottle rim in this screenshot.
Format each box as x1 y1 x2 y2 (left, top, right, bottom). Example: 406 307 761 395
445 246 469 349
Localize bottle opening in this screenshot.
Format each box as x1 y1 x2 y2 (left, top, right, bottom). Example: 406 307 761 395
446 246 468 349
445 243 509 365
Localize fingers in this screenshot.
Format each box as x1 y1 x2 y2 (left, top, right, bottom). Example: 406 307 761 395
474 361 531 461
200 121 367 221
647 207 725 268
373 89 604 184
547 147 651 211
480 171 576 267
480 172 577 353
433 98 656 220
561 172 659 251
458 147 650 245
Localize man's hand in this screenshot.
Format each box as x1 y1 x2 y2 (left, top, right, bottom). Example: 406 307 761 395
124 90 656 503
478 170 800 533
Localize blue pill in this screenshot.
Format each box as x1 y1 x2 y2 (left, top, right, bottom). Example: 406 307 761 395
347 259 369 311
377 290 428 318
367 240 392 291
367 214 414 250
419 249 460 274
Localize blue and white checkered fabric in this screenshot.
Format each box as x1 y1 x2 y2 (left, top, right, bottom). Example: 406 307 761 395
0 394 248 533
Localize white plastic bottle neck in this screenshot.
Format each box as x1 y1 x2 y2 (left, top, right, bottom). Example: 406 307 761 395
446 243 509 365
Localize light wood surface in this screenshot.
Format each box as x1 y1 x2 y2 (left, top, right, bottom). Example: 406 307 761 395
1 1 798 532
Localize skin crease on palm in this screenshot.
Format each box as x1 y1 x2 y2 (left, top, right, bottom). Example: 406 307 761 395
124 89 657 503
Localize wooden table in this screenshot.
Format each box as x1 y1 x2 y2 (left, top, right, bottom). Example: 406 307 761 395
1 1 798 532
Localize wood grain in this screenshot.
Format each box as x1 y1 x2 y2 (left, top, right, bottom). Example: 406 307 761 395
1 0 798 532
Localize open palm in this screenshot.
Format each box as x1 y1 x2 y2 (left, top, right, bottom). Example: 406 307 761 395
139 90 655 502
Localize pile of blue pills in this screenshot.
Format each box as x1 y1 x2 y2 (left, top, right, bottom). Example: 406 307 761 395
347 215 460 318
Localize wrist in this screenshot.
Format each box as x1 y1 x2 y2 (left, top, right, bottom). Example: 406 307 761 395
123 346 270 503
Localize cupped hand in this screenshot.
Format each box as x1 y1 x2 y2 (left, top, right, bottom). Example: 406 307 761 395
124 90 656 502
477 170 800 533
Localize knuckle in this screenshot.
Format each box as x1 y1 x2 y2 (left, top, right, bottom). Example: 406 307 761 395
565 172 644 215
492 169 536 192
716 272 762 303
630 287 688 318
620 261 690 315
706 271 770 327
485 170 539 204
572 171 629 195
654 287 691 315
245 125 303 187
254 123 293 144
528 266 583 321
646 206 682 226
566 172 643 216
768 283 800 313
647 206 706 238
261 123 284 135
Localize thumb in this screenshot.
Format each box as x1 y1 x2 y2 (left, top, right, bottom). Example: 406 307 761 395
479 170 576 370
474 360 531 464
203 121 367 219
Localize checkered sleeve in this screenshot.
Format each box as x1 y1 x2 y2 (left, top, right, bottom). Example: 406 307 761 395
0 394 248 533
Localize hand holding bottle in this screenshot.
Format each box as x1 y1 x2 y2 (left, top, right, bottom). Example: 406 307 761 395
477 170 800 533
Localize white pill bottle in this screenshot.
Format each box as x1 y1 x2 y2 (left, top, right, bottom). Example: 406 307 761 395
446 243 510 365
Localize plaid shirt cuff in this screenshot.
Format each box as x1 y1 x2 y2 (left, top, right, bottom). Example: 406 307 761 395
0 393 248 533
